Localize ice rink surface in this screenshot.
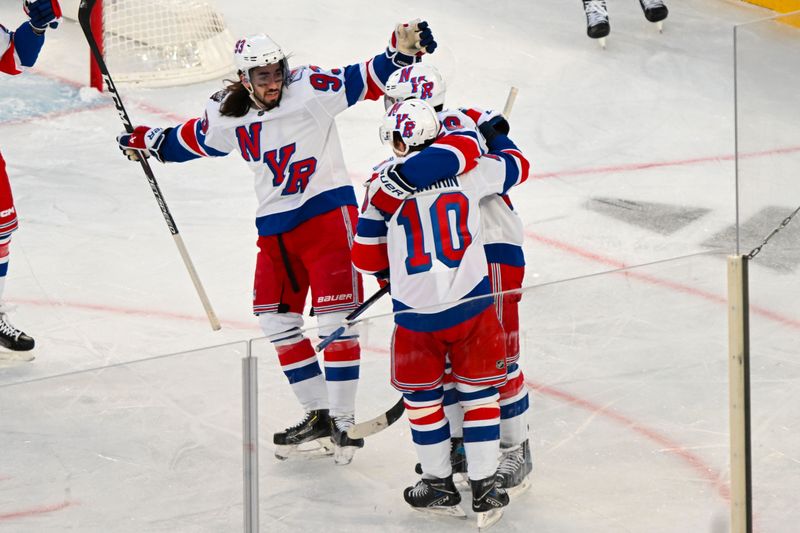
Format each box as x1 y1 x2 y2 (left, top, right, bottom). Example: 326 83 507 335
1 0 798 531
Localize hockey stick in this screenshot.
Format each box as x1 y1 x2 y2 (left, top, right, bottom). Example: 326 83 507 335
348 396 405 439
314 283 390 352
503 86 519 118
78 0 221 331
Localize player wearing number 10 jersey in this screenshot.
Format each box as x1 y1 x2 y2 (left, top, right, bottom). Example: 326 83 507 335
115 22 437 464
352 99 529 525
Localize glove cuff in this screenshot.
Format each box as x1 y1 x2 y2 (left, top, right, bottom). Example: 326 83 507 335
385 47 419 68
28 21 47 33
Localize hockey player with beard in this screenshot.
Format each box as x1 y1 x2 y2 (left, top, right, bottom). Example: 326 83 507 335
353 99 529 528
373 64 533 496
116 21 437 464
0 0 62 358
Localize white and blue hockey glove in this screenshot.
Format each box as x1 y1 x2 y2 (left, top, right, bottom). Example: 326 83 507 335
24 0 62 32
388 19 437 66
117 126 167 163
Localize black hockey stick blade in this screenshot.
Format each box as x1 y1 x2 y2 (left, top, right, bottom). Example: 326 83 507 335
348 397 405 439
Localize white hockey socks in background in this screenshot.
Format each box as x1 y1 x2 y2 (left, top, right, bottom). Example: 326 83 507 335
322 338 360 417
499 357 530 447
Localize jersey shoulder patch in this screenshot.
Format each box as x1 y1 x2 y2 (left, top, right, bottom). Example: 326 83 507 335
288 66 306 83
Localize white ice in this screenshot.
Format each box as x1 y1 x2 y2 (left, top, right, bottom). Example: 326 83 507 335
1 0 799 531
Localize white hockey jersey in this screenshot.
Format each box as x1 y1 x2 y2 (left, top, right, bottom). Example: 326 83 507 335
160 55 401 235
353 144 529 332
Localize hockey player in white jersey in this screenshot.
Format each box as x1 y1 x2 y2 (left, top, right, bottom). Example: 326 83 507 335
352 99 530 528
375 64 533 495
0 0 62 358
116 22 437 464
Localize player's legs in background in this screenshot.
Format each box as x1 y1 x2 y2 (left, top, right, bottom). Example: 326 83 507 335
303 206 364 463
0 151 34 356
441 359 467 478
254 234 332 458
491 262 532 493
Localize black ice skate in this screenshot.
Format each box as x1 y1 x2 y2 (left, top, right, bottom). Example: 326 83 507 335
582 0 610 47
639 0 668 30
414 437 468 487
0 310 35 359
403 475 466 519
471 476 509 530
495 439 533 498
329 414 364 465
273 409 334 460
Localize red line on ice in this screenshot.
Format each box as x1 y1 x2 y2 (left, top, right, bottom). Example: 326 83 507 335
12 297 258 331
527 379 731 502
0 500 75 522
528 145 800 180
524 230 800 330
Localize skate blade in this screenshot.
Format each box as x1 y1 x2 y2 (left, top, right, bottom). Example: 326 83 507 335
333 445 360 465
598 37 607 49
657 21 664 32
476 508 504 530
505 476 532 499
411 505 467 519
0 350 35 363
274 438 334 461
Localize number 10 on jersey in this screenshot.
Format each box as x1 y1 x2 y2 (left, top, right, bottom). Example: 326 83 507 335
397 192 473 275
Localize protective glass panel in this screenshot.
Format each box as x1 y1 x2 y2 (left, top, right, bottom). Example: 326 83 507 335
255 252 730 531
0 342 247 532
735 11 800 533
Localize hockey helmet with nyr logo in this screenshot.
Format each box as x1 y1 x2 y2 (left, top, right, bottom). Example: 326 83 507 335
233 33 289 84
384 63 446 110
379 99 440 156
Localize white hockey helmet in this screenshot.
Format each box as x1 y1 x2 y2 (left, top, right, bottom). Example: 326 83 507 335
379 99 440 155
233 33 289 83
384 63 446 110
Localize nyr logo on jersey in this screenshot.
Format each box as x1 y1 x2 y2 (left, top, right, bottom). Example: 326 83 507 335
235 124 317 195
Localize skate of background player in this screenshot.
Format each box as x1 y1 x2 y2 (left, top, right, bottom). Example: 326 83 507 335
0 0 799 531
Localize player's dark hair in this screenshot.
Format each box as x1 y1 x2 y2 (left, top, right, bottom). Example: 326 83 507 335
394 132 436 154
219 79 252 117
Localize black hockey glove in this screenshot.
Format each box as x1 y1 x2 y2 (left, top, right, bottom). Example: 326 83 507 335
478 115 510 145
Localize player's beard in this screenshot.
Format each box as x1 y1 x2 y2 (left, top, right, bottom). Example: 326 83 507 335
256 87 283 111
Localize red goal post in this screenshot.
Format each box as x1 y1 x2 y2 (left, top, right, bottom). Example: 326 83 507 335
61 0 236 89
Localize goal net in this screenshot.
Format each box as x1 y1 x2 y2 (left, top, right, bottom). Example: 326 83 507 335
62 0 236 88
